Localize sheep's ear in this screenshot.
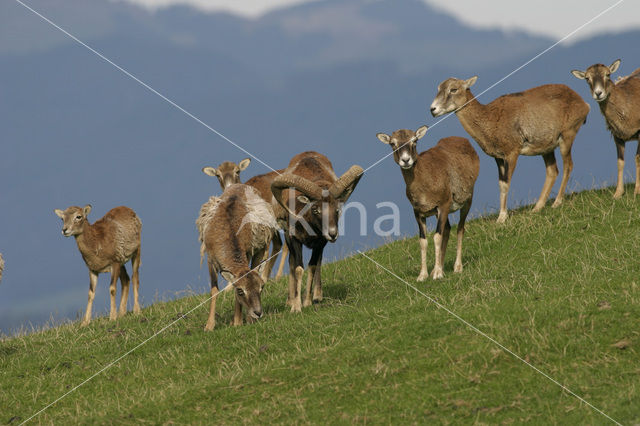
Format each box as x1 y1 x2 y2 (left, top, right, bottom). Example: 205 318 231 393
297 195 311 204
221 271 235 284
238 158 251 171
83 205 92 216
54 209 64 218
202 167 218 177
256 261 267 279
415 125 428 140
376 133 391 144
571 70 586 80
609 59 621 74
464 76 478 88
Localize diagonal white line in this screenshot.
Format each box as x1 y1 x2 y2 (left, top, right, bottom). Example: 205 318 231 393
13 0 279 174
357 250 621 425
20 250 283 425
361 0 627 175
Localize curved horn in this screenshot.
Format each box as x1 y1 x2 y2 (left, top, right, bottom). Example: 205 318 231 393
329 165 364 200
271 174 324 217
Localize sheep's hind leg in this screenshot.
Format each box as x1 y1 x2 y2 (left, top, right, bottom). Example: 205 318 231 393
534 152 558 211
552 132 576 208
108 263 121 321
131 249 141 314
204 262 219 331
454 200 471 273
118 265 130 317
275 242 288 279
614 138 626 199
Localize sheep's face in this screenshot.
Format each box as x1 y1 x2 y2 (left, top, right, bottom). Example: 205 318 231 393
222 270 264 320
571 60 620 102
54 205 91 237
296 192 342 242
430 76 477 117
376 126 428 170
202 158 251 191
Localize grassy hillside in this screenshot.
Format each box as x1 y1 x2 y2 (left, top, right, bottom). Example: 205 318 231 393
1 186 639 424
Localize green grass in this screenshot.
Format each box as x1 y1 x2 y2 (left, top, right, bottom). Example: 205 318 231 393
2 186 640 424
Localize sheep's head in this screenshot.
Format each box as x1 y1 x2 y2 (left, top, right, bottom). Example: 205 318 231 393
376 126 428 170
271 166 363 242
54 205 91 237
572 59 621 102
202 158 251 191
430 76 477 117
221 269 264 320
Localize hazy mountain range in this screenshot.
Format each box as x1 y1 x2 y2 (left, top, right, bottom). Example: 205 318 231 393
1 0 639 333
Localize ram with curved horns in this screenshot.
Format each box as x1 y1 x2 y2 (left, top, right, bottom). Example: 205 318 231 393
271 152 363 312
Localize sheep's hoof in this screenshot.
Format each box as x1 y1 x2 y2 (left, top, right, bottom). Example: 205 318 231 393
613 190 624 199
204 323 214 331
302 298 312 308
80 320 90 327
417 272 429 282
551 199 563 208
454 263 463 273
496 212 508 223
431 269 444 280
531 204 543 212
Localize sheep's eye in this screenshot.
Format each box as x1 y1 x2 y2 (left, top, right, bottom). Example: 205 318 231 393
75 215 82 220
450 88 458 93
236 288 245 296
312 207 320 215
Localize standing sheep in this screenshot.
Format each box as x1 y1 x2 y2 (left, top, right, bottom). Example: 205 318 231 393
430 77 589 222
572 60 640 198
377 126 479 280
54 205 142 325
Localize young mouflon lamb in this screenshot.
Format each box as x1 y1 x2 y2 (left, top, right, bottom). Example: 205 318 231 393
54 205 142 325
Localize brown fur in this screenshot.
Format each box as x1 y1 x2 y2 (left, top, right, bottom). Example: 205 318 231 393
271 152 363 312
244 169 289 279
377 128 479 280
572 60 640 198
197 184 277 331
431 77 589 222
54 205 142 325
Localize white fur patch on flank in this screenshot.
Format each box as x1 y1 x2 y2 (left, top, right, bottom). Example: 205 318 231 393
196 196 222 265
239 187 279 254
